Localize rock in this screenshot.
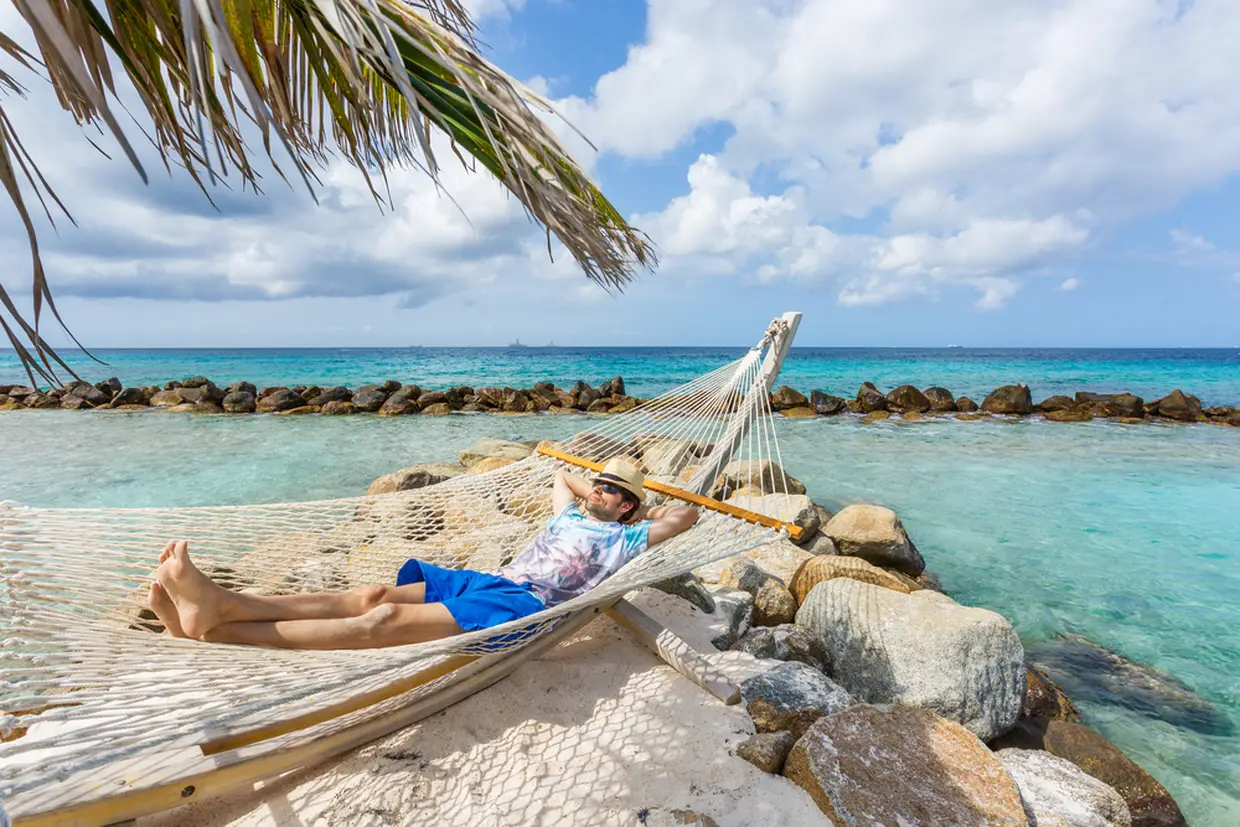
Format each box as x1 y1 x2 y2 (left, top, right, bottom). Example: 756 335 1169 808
1046 408 1093 422
1228 411 1240 427
799 532 838 556
726 494 821 544
821 504 924 575
96 377 122 396
718 558 797 626
1205 404 1236 419
712 460 806 497
608 397 637 414
321 400 357 416
736 731 796 774
731 624 830 673
1105 393 1145 419
637 436 699 477
885 384 931 413
957 411 988 420
219 391 254 413
1039 395 1077 412
366 462 467 496
111 387 148 407
467 456 520 475
192 401 224 414
22 392 58 409
65 382 111 407
798 581 1025 741
740 662 855 740
383 380 403 394
387 385 422 404
378 398 418 416
149 389 185 407
992 719 1186 827
275 405 317 416
744 540 814 584
567 432 632 463
784 704 1027 825
1150 389 1202 422
771 385 809 410
348 388 387 412
256 389 306 413
59 395 92 410
902 411 925 421
5 385 35 398
862 410 890 421
417 391 448 409
599 375 625 397
706 585 753 649
575 387 602 410
779 406 817 418
459 438 534 468
810 390 846 415
855 382 886 412
180 375 211 388
651 573 715 614
501 389 530 413
226 381 257 397
983 383 1034 415
310 386 353 406
1028 634 1233 735
790 554 912 604
923 386 956 411
998 748 1132 827
955 396 980 412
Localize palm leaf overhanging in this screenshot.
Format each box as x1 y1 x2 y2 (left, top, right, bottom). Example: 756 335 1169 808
0 0 655 384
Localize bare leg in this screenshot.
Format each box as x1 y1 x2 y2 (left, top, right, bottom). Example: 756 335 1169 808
155 540 427 639
202 602 465 650
148 582 187 638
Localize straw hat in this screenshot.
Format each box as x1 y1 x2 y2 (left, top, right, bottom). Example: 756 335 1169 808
593 457 646 503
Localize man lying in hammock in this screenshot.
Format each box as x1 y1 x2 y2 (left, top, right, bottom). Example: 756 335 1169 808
148 457 699 650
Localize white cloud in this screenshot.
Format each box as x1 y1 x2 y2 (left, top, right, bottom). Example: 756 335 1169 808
1059 277 1081 291
565 0 1240 308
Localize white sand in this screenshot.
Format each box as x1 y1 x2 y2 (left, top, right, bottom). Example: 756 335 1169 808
139 590 824 827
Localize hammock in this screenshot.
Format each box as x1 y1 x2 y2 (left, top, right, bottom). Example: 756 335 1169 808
0 312 803 826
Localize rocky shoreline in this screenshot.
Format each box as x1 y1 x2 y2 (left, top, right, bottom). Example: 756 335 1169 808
2 376 1238 427
356 441 1190 825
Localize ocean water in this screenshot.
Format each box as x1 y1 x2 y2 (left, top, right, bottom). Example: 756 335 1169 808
3 346 1240 406
2 349 1239 823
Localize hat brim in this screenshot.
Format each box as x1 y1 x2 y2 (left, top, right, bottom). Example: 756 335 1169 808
593 473 645 503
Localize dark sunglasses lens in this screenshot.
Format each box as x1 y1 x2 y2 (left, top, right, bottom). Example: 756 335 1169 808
597 482 621 495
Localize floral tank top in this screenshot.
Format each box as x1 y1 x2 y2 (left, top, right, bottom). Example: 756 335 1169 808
495 503 651 606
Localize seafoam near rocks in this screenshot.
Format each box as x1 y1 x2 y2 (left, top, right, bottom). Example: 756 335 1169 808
998 748 1132 827
796 579 1025 742
783 704 1028 825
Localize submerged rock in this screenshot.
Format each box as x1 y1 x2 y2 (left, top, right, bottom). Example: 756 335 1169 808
998 748 1132 827
784 704 1027 825
798 580 1025 741
1028 634 1233 735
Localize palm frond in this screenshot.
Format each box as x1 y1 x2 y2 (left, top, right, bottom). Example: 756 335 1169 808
0 0 655 384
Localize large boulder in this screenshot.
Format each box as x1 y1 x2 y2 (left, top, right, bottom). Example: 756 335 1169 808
149 389 185 408
64 382 111 407
458 438 533 468
923 387 956 411
1022 663 1082 723
1105 393 1145 419
771 385 809 411
798 580 1025 741
111 387 149 407
221 391 256 413
366 462 467 495
956 396 980 412
693 540 812 586
351 387 388 412
821 504 924 575
1039 395 1077 412
790 554 912 604
740 662 855 740
725 494 821 545
718 558 797 627
983 384 1034 415
1150 389 1202 422
783 704 1027 825
992 719 1185 827
256 389 307 413
885 384 931 413
998 748 1132 827
378 397 418 416
855 382 886 413
809 390 846 415
599 375 625 397
321 400 357 416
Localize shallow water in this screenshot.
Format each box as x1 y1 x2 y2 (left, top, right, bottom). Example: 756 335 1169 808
1 409 1238 822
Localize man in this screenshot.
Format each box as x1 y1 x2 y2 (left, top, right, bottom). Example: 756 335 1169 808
148 457 699 650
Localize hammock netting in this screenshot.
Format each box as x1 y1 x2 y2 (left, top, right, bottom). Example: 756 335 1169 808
0 315 801 822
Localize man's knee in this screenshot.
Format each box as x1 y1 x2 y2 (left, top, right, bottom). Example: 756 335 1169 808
356 602 402 642
352 585 390 613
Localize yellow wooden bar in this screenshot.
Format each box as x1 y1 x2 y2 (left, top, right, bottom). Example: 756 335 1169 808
535 445 803 540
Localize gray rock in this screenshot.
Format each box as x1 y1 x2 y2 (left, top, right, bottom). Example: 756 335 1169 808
256 388 306 412
731 624 830 673
226 381 257 397
367 462 467 495
736 731 795 774
95 377 122 396
740 661 855 739
351 388 388 412
459 437 534 467
111 387 148 407
924 386 956 411
310 386 353 405
821 504 924 575
718 558 797 626
651 573 715 614
706 585 753 650
181 375 212 388
810 390 846 415
221 391 256 413
999 748 1132 827
798 580 1025 741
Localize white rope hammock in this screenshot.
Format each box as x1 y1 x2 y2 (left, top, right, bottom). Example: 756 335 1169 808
0 312 802 825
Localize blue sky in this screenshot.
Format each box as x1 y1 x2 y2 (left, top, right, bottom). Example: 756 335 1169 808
3 0 1240 348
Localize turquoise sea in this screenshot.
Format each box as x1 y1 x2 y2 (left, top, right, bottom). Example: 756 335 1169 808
2 347 1239 823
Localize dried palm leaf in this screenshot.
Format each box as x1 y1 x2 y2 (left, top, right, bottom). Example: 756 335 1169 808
0 0 655 385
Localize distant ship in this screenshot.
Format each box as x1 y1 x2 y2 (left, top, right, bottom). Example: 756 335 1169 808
508 338 530 349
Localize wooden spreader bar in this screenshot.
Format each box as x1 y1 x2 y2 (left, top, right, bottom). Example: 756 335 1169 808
536 445 803 540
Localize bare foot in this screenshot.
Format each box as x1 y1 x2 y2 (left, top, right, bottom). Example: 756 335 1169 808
156 540 231 639
147 581 187 638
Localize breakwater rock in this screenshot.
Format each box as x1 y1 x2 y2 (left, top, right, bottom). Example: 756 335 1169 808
3 377 1237 426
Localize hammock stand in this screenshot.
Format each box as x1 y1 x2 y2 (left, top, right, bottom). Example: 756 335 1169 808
1 312 803 826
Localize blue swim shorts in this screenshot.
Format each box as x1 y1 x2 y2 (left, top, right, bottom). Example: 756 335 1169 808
396 559 546 632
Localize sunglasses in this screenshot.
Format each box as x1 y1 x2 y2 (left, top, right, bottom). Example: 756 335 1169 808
593 481 624 496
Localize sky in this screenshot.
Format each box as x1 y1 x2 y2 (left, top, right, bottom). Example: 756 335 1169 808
3 0 1240 348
